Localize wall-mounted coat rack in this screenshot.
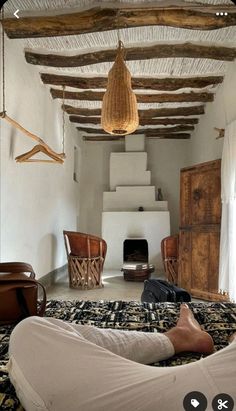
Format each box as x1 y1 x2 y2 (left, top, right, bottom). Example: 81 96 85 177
0 112 65 163
214 127 225 139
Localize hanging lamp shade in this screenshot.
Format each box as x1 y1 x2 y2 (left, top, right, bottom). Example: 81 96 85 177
101 41 139 135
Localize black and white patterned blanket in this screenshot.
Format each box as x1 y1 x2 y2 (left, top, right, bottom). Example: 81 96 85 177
1 300 236 410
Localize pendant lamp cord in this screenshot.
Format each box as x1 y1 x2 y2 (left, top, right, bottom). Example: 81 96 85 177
117 7 121 43
116 9 126 60
1 7 6 114
117 38 126 60
62 85 65 154
117 28 120 43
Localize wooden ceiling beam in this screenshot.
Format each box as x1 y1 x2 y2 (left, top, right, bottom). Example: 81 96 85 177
83 133 191 141
52 88 213 103
3 6 236 39
77 127 115 134
70 116 108 125
140 106 204 118
147 133 191 139
126 117 199 126
70 116 199 125
69 106 204 124
145 126 194 136
26 43 236 67
41 73 224 91
62 105 100 116
77 125 194 134
83 136 124 142
139 118 198 126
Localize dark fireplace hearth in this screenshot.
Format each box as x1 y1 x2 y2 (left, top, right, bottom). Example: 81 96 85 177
123 239 148 263
122 238 154 281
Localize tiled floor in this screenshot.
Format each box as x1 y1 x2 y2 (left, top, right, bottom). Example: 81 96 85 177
46 269 165 301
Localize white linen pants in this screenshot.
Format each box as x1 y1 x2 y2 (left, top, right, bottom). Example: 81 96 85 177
8 316 236 411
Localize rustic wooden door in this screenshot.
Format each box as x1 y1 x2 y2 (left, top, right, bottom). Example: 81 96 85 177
178 159 225 301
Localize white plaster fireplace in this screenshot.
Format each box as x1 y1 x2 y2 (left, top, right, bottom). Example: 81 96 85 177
102 135 170 270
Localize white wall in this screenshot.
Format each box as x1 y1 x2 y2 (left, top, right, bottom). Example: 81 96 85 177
0 37 80 278
146 139 190 234
77 139 123 236
78 136 189 236
188 60 236 165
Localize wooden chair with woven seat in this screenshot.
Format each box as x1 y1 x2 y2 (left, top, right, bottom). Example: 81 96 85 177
63 231 107 290
161 234 179 285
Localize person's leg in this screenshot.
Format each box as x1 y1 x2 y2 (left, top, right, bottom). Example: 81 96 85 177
8 315 178 411
37 316 174 365
196 333 236 398
41 304 213 364
8 306 232 411
160 335 236 409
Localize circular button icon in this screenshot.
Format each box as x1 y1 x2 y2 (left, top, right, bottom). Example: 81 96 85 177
183 391 207 411
212 393 234 411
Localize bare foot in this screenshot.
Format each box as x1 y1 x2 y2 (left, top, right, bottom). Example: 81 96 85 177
165 304 214 355
229 332 236 344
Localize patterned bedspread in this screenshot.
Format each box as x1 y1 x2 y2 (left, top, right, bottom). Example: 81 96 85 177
1 300 236 410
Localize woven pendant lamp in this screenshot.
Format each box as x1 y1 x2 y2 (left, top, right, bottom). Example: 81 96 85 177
101 41 139 135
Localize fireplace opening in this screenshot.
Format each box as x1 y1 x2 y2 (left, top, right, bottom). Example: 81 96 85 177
122 238 154 281
123 239 148 263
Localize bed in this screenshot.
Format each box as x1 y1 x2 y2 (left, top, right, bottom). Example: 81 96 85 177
1 300 236 410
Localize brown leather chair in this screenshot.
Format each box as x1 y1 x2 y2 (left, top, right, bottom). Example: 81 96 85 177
161 234 179 285
63 231 107 289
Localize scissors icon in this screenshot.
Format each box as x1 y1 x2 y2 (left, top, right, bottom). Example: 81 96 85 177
218 399 228 410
